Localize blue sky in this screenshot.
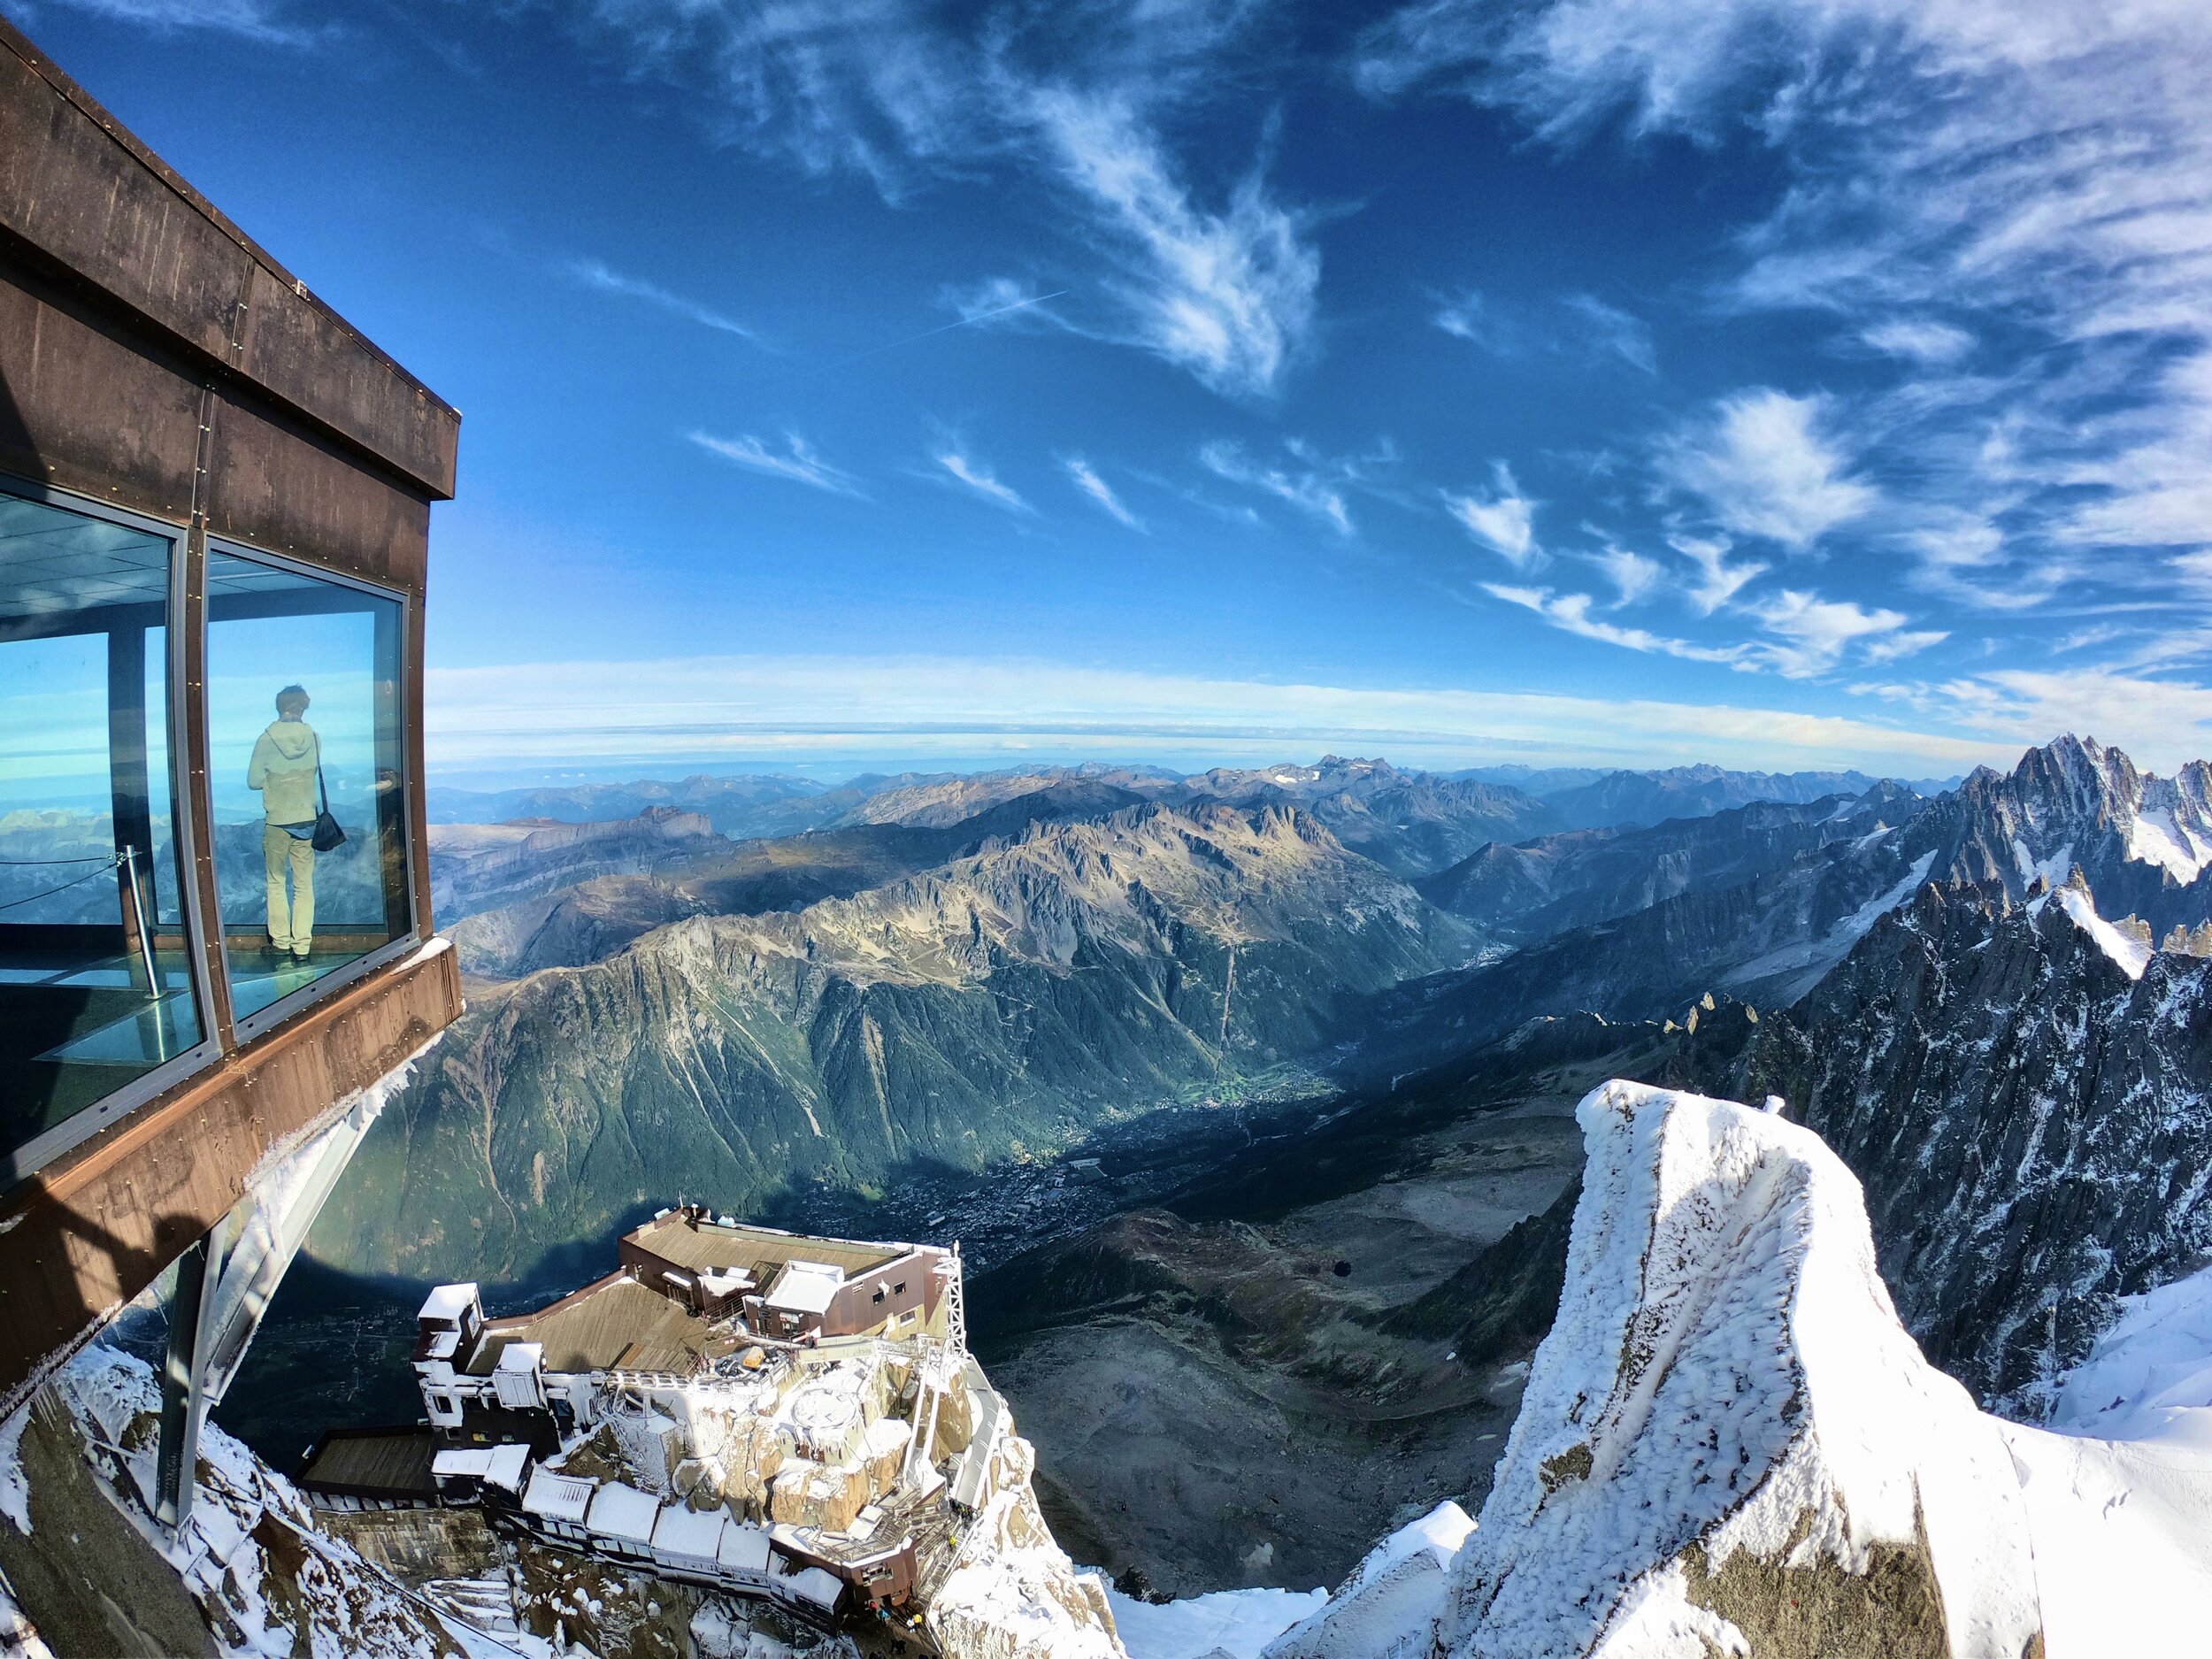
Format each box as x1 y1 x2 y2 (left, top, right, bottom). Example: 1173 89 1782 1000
18 0 2212 783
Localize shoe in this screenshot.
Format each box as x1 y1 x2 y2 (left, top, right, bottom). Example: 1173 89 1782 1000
292 949 313 963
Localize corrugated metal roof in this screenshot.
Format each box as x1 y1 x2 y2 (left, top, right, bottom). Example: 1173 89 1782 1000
471 1275 717 1377
300 1429 436 1499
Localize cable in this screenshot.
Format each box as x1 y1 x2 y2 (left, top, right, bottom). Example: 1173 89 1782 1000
0 856 124 913
0 854 125 864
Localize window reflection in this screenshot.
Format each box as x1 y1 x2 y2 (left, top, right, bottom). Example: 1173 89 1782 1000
0 493 202 1176
206 549 410 1024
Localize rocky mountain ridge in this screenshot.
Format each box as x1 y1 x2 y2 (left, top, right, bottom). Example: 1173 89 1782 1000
1749 872 2212 1412
311 802 1470 1284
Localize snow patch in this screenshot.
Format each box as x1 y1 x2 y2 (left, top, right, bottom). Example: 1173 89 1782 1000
0 1405 28 1536
2011 836 2075 890
2124 807 2212 885
1112 1584 1327 1659
2053 886 2152 980
2052 1262 2212 1440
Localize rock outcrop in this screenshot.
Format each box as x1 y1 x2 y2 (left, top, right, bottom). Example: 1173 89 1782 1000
1756 875 2212 1413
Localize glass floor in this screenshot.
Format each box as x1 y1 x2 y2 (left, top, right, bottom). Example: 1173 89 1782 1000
227 943 373 1024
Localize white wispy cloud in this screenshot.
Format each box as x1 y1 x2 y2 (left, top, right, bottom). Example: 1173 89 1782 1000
1670 534 1768 616
1029 90 1318 398
1443 464 1540 567
424 650 2023 777
1662 389 1877 550
1563 294 1657 374
688 431 865 496
1201 441 1356 537
1434 288 1655 373
572 0 1317 399
1063 457 1145 531
1361 0 2212 634
1482 584 1746 666
42 0 324 44
1747 589 1924 678
567 257 760 342
933 450 1033 514
1861 319 1974 365
1589 546 1662 607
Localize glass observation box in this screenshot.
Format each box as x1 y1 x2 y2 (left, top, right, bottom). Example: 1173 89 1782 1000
0 7 462 1435
0 486 418 1183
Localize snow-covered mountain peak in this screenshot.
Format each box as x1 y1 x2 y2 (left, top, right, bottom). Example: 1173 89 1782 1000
1939 736 2212 931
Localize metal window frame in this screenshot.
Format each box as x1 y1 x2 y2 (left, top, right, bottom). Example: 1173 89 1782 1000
199 534 422 1048
0 473 222 1187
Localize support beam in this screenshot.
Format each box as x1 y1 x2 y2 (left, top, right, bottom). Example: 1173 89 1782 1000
153 1224 225 1531
199 1095 380 1409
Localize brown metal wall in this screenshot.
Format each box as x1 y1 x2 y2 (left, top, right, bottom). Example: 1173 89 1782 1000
0 945 464 1418
0 14 465 1409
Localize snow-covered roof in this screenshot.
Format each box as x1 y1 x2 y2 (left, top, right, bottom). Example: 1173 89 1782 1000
651 1504 725 1561
520 1467 595 1523
495 1341 543 1373
718 1522 772 1573
587 1482 660 1544
764 1259 845 1315
698 1267 753 1297
430 1442 529 1491
483 1441 531 1493
779 1565 845 1610
419 1283 479 1323
422 1330 459 1360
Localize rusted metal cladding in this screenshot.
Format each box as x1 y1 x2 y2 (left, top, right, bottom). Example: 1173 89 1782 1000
0 947 464 1419
0 250 204 520
0 19 458 503
204 387 432 590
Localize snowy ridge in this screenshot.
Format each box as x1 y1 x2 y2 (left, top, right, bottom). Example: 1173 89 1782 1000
1276 1080 2212 1657
1424 1080 2040 1659
9 1345 476 1658
1263 1502 1471 1659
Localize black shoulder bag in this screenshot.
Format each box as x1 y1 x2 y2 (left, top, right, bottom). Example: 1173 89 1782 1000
311 763 349 853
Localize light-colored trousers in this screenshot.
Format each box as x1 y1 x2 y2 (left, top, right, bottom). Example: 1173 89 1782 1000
263 822 316 953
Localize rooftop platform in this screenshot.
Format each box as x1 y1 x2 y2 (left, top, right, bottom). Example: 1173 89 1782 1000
625 1212 911 1282
470 1273 740 1377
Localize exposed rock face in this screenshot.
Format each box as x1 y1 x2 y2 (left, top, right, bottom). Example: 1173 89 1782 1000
449 782 1148 979
318 803 1469 1283
1174 757 1563 878
1760 877 2212 1411
926 1427 1125 1659
1360 813 1933 1081
1931 733 2212 930
1283 1081 2047 1659
0 1347 472 1659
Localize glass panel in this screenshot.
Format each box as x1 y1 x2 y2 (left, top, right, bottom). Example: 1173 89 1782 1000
206 549 409 1023
0 492 202 1172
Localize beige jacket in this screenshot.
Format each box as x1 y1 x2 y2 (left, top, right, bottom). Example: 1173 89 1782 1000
247 719 321 825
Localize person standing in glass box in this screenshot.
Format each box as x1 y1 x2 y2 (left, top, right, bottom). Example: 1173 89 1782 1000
247 684 320 960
